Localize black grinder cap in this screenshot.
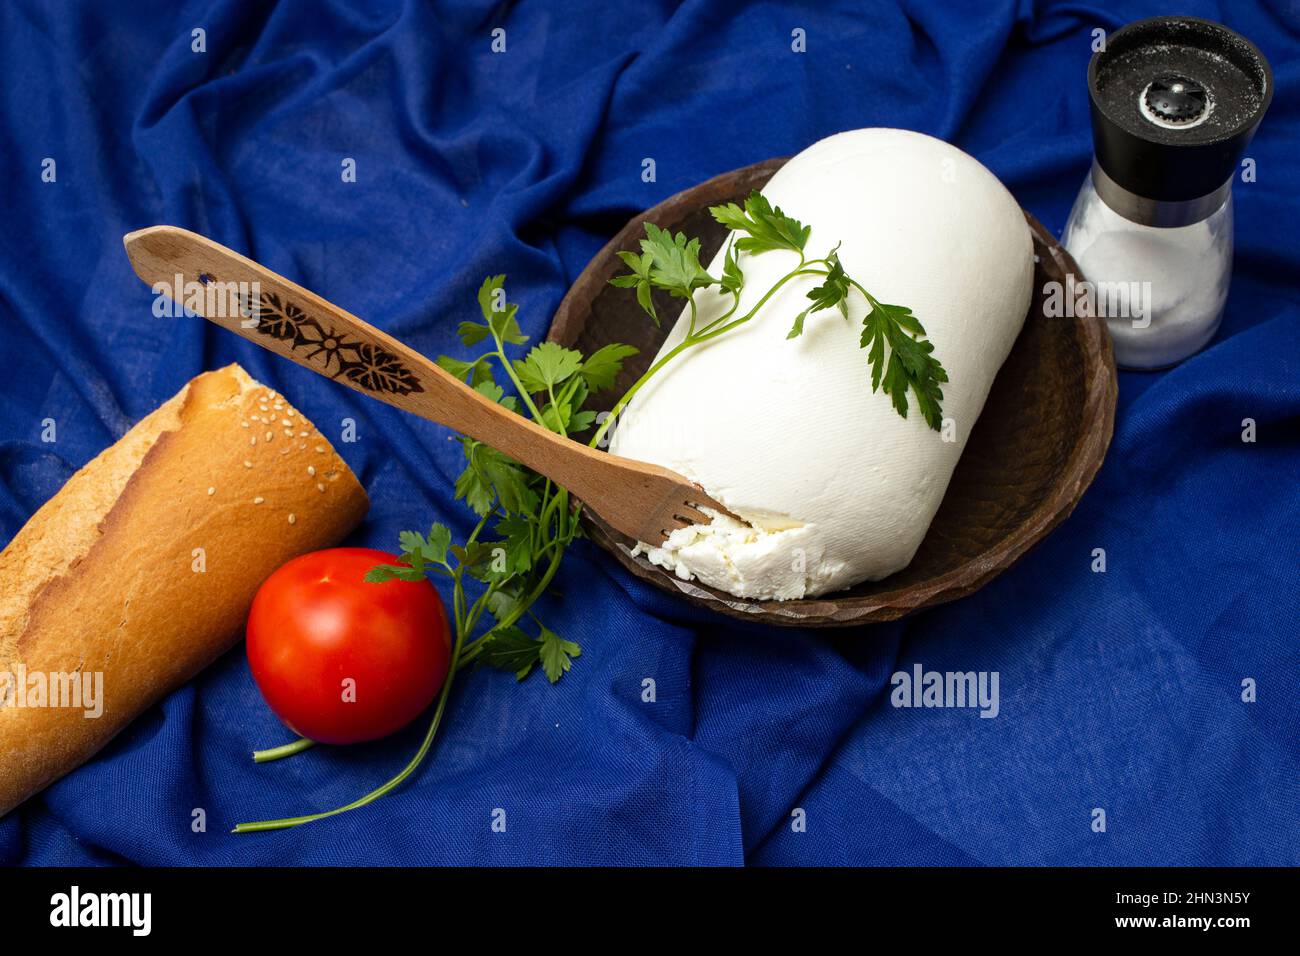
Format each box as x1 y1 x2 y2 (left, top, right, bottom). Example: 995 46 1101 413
1088 16 1272 204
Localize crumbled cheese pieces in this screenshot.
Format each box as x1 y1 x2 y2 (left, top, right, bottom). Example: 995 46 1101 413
632 509 830 601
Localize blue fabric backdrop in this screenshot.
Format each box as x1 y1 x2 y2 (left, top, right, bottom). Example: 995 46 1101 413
1 0 1296 866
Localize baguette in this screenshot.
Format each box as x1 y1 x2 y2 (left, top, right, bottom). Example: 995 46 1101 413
0 363 368 817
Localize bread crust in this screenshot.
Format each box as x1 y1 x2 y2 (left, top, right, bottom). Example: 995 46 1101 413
0 364 368 817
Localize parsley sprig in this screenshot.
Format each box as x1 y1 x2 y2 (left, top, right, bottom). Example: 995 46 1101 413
234 277 632 833
235 189 948 833
365 275 637 688
600 191 949 434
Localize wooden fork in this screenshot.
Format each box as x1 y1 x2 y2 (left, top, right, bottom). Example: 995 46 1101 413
122 225 729 544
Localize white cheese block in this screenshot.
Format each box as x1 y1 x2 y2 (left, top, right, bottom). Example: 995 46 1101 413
609 128 1033 600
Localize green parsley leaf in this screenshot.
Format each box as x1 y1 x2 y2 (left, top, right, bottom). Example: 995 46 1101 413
478 626 542 681
422 523 452 565
473 380 520 413
805 250 851 318
513 341 584 393
363 564 395 582
709 190 810 255
477 274 506 322
579 343 638 393
609 250 657 324
437 354 493 387
720 243 744 296
539 400 572 433
450 541 494 575
640 222 715 300
455 441 538 516
860 300 948 431
566 376 590 415
492 305 527 346
454 460 494 516
363 563 427 583
476 274 528 345
398 529 425 557
538 625 581 683
456 321 491 348
789 251 853 340
786 309 810 340
486 586 522 626
493 515 534 575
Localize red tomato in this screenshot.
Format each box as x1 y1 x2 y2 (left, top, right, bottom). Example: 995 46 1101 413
246 547 451 744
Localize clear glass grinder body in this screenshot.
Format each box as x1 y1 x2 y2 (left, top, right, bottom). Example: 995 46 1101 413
1062 16 1271 370
1064 175 1233 369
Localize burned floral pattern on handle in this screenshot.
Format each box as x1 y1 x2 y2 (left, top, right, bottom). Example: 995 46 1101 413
244 291 424 396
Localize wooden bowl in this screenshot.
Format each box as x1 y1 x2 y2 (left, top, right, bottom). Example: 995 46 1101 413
549 158 1117 628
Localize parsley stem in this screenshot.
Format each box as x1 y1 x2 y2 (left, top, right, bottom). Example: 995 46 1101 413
233 493 567 831
538 480 568 528
493 333 545 423
847 279 881 310
451 570 466 637
461 543 567 671
533 481 552 553
506 545 565 629
694 265 827 341
588 264 829 450
545 382 565 436
231 606 471 834
717 292 741 326
251 737 315 763
458 641 487 666
467 513 490 543
588 339 693 450
464 576 506 639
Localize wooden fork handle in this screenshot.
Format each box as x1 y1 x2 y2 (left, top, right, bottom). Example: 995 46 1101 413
121 225 658 530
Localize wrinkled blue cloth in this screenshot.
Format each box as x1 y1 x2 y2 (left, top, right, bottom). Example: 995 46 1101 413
2 0 1296 866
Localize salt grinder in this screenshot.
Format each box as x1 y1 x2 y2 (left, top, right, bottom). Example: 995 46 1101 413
1062 16 1271 369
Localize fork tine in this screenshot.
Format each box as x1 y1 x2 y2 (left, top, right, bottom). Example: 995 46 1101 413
651 491 737 540
672 503 714 527
590 456 748 543
687 485 745 524
645 506 698 542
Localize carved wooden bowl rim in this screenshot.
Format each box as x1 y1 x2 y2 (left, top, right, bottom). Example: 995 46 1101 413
549 158 1118 628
